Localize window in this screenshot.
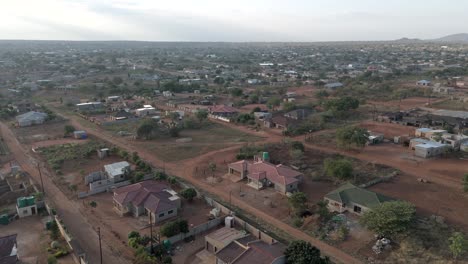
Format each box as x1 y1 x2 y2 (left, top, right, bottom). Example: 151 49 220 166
23 210 28 214
353 205 362 213
168 210 174 214
158 213 165 217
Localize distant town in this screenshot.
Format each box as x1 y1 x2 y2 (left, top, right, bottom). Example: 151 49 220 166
0 39 468 264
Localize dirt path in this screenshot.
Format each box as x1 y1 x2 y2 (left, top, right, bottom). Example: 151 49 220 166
0 122 131 264
55 113 362 264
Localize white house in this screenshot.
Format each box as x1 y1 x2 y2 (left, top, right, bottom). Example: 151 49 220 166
16 196 37 218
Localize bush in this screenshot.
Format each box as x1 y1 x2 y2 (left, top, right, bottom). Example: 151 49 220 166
293 218 304 228
360 201 416 237
160 220 189 237
168 176 178 185
153 171 168 181
163 256 173 264
47 255 57 264
180 188 197 201
323 158 353 180
128 231 140 239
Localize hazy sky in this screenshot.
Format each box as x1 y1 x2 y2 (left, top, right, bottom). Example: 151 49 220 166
1 0 467 41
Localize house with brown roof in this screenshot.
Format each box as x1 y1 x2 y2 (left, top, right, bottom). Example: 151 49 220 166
205 228 286 264
113 180 181 223
228 156 303 194
208 105 239 117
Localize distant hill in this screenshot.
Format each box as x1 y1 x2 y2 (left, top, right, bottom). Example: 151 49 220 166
394 37 423 43
431 33 468 43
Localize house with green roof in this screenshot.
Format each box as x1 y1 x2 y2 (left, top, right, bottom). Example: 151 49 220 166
324 183 394 215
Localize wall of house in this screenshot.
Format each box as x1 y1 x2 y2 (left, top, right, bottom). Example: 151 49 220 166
166 217 222 245
16 204 37 218
285 182 299 193
153 207 178 223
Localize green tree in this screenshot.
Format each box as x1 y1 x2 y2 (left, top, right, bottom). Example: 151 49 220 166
360 201 416 237
323 158 353 180
64 125 75 136
230 88 243 97
137 120 159 140
47 256 58 264
266 97 281 110
180 188 197 201
288 192 308 216
282 101 296 112
336 126 370 149
316 200 332 222
463 173 468 192
195 109 208 123
284 240 330 264
449 232 468 259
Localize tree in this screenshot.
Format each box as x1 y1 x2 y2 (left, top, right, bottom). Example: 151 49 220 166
47 256 58 264
266 97 281 110
449 232 468 259
282 101 296 112
316 200 332 222
323 158 353 180
64 125 75 136
195 109 208 123
336 126 370 149
463 173 468 192
208 162 217 176
180 188 197 201
284 240 330 264
230 88 243 97
137 120 159 140
360 201 416 237
288 192 308 216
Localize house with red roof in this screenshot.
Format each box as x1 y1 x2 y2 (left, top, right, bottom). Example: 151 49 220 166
228 157 303 194
113 180 181 223
208 105 239 117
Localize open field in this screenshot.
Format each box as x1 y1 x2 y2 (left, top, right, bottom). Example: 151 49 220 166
14 121 71 144
367 97 444 111
359 120 415 138
431 98 468 111
133 122 264 162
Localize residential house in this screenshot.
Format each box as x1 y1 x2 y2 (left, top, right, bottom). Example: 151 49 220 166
208 105 239 118
416 80 431 86
135 105 157 117
113 180 181 223
106 96 121 103
104 161 131 183
367 132 384 145
215 235 286 264
111 110 134 121
205 227 248 254
264 115 299 130
324 82 344 90
228 155 303 194
0 234 18 264
16 196 37 218
410 138 450 158
284 109 313 120
15 111 48 127
76 102 103 112
324 183 393 215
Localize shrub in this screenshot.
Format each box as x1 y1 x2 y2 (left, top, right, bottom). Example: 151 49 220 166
360 201 416 237
180 188 197 201
47 256 57 264
323 158 353 180
293 218 304 228
154 171 168 181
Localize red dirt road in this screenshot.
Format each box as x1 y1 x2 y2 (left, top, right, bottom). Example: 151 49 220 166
0 122 131 264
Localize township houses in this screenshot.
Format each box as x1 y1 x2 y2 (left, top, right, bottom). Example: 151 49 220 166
15 111 48 127
416 80 431 86
205 227 286 264
0 234 18 264
228 154 303 194
264 109 312 130
208 105 239 118
325 183 393 216
135 105 157 117
76 102 103 112
113 180 181 223
104 161 131 183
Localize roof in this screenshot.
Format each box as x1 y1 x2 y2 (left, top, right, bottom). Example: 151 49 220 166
113 110 133 118
415 141 448 149
284 109 313 120
432 109 468 119
113 180 179 214
216 235 286 264
15 111 47 122
209 105 239 114
0 234 17 264
233 241 286 264
325 183 393 209
104 161 130 178
325 82 344 88
206 227 247 246
230 160 302 186
416 128 433 133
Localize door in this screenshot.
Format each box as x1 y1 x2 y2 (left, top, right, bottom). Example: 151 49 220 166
31 207 36 215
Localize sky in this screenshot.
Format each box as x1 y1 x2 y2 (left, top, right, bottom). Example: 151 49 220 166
0 0 467 42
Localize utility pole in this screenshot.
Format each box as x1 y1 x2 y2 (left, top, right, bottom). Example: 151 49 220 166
37 163 45 194
97 227 103 264
149 213 154 254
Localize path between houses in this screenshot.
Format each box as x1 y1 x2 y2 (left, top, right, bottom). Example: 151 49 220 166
0 122 131 264
54 111 363 263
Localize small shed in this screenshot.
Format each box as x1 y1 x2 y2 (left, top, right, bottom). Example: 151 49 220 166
73 130 87 139
16 196 37 218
